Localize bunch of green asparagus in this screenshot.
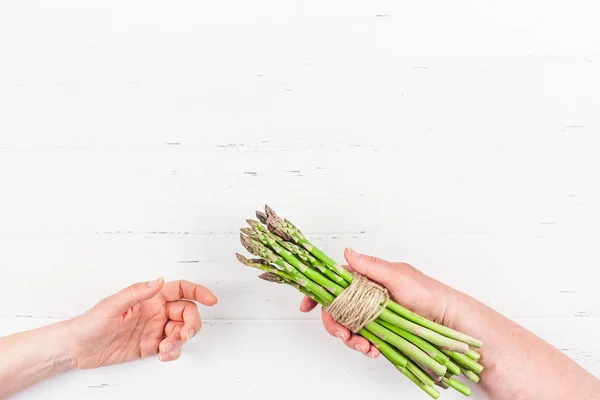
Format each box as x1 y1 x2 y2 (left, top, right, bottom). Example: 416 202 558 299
236 206 484 398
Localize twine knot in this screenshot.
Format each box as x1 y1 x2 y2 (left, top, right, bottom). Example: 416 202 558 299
327 273 389 333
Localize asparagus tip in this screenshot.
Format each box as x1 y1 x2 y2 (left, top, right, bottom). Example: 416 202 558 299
258 272 286 284
236 252 258 268
266 216 295 242
236 252 274 271
264 204 277 218
249 258 272 266
235 253 248 264
255 211 268 224
240 227 255 236
246 219 261 229
240 233 253 253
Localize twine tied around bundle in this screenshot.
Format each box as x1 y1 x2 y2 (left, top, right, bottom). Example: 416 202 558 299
326 273 389 333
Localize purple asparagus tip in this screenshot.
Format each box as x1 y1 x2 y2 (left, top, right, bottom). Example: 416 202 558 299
255 211 268 224
258 272 286 284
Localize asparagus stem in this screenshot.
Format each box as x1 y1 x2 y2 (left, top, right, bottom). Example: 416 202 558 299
385 302 481 349
377 320 450 365
460 367 481 384
435 380 450 390
377 309 469 353
277 235 348 287
441 376 471 396
290 281 330 308
366 321 447 377
441 349 484 375
466 348 481 361
263 205 482 349
360 330 407 369
445 360 461 376
298 237 355 282
377 344 435 388
406 359 436 387
399 366 441 399
412 360 443 384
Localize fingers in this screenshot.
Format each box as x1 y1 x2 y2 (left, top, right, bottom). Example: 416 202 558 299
344 248 396 286
367 346 381 358
161 280 218 306
158 320 192 363
321 307 380 359
103 277 165 314
341 263 355 273
321 307 350 341
165 300 201 341
164 320 184 338
342 333 379 358
300 296 318 312
159 322 185 354
159 340 183 362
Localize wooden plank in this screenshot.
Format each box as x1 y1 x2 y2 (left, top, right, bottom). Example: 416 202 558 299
1 318 598 400
1 0 599 398
0 233 598 319
0 145 598 235
0 1 598 150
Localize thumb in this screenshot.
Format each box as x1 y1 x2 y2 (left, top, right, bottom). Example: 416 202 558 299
344 248 396 286
104 277 165 314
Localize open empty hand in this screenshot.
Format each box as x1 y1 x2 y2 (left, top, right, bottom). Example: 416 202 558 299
69 278 218 369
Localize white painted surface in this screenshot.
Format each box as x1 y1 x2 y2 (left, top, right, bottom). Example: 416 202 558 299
1 0 599 398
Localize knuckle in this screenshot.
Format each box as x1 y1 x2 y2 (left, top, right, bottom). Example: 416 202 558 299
189 300 200 311
125 285 139 302
362 255 380 266
395 261 414 271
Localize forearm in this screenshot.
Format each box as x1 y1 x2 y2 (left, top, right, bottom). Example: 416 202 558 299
0 320 74 399
449 292 600 400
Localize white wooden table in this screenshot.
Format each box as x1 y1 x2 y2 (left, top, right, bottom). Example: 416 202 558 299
1 1 599 398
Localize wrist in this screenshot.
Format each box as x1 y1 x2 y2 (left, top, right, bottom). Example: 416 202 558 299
443 286 491 341
436 283 476 332
46 319 78 373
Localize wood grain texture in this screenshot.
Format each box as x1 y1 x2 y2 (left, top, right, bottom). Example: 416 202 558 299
1 0 599 398
0 233 598 320
1 318 598 400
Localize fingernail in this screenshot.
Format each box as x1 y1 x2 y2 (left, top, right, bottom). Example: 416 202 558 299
161 342 173 353
368 349 377 358
159 352 170 361
354 344 363 352
346 248 359 258
358 344 369 354
186 329 195 341
334 332 344 340
148 277 163 287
